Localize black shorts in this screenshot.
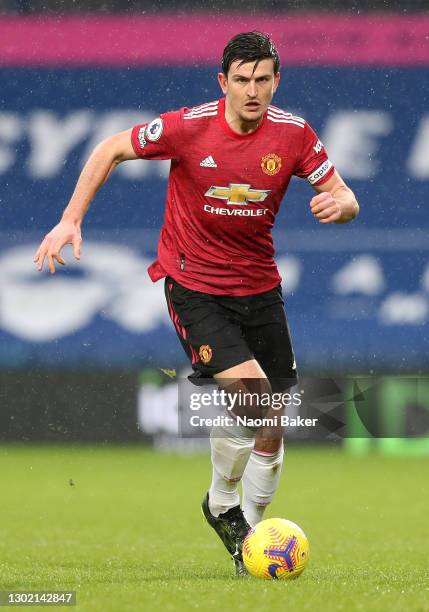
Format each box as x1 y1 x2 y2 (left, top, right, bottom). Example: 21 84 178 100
165 277 297 391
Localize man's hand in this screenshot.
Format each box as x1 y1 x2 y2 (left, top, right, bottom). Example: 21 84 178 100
310 191 342 224
310 171 359 224
34 219 82 273
33 128 137 273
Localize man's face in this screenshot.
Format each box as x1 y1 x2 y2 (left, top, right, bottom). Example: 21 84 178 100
218 58 280 125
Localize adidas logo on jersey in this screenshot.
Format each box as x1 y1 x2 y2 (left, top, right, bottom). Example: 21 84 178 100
200 156 217 168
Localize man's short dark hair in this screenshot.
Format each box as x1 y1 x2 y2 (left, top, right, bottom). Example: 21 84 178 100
222 31 280 76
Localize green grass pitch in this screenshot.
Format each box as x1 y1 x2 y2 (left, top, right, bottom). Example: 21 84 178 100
0 445 428 611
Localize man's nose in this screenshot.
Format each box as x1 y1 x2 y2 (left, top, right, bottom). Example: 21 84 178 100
247 80 257 97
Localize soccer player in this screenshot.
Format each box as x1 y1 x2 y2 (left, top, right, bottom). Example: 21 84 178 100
34 32 359 576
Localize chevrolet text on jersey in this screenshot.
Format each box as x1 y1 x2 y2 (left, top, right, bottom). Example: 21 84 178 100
204 205 268 216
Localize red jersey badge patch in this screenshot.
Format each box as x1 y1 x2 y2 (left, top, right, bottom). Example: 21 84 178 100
261 153 282 176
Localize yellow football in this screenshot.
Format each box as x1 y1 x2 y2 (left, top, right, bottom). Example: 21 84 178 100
243 518 310 580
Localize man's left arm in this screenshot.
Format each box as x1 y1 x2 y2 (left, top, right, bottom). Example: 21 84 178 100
310 170 359 224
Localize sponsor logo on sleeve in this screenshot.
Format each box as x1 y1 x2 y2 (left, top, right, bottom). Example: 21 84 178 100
145 117 164 142
307 160 333 185
137 126 147 149
313 139 323 154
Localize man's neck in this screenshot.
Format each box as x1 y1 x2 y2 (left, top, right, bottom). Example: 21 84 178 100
224 100 262 135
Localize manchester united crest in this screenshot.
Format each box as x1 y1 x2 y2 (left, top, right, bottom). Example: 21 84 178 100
199 345 213 364
261 153 282 176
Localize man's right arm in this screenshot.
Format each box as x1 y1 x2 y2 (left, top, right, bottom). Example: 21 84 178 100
34 128 137 273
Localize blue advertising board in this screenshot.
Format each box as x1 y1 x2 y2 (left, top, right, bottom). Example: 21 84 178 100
1 66 428 370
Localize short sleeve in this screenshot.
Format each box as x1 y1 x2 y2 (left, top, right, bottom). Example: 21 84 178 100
294 122 335 186
131 109 183 161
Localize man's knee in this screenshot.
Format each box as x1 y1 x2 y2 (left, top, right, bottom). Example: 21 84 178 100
214 359 272 419
221 378 273 420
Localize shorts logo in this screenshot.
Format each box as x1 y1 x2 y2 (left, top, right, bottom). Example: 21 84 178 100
145 117 164 142
199 345 213 364
137 127 147 149
205 184 270 205
261 153 282 176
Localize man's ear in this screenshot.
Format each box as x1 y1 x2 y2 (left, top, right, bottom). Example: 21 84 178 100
217 72 228 95
273 71 280 94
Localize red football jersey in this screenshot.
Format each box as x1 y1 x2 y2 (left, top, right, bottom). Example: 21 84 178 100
131 97 335 296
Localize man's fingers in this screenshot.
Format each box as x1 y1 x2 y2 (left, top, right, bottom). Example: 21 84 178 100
310 192 331 209
35 244 48 271
34 238 48 264
34 235 52 270
319 215 339 224
49 242 68 268
40 240 64 273
311 196 335 214
36 252 46 271
34 227 81 272
314 205 338 219
312 203 333 214
47 253 56 274
73 237 82 260
316 206 341 223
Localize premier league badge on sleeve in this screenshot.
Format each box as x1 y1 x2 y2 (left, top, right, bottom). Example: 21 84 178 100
137 126 147 149
145 117 164 142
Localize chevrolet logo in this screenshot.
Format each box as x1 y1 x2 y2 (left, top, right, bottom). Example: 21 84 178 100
205 183 271 205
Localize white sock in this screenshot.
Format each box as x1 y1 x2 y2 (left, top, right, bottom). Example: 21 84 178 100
208 423 255 517
242 443 284 527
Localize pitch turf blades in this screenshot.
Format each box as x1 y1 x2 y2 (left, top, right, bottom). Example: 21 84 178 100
2 446 429 610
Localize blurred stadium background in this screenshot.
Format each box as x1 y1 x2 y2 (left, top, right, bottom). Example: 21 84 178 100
1 0 428 448
1 3 429 611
